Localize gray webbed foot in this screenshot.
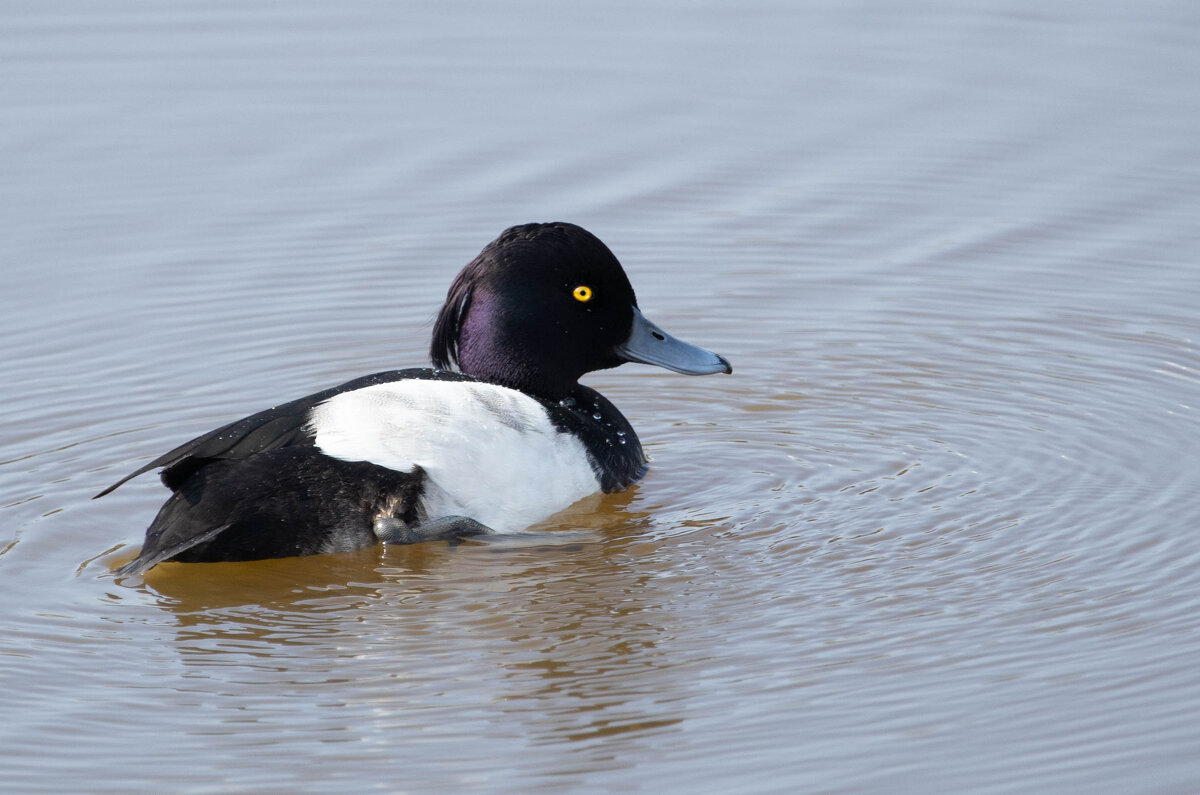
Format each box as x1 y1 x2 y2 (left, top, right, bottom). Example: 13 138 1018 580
374 515 495 545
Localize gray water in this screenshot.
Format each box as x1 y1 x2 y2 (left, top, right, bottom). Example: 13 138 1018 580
3 1 1200 792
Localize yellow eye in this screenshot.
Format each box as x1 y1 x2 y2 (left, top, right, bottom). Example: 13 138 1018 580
572 285 593 303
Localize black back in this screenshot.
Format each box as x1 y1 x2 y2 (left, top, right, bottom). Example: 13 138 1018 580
95 369 471 499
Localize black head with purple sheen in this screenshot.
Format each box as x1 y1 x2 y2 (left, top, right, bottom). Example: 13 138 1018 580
431 222 731 399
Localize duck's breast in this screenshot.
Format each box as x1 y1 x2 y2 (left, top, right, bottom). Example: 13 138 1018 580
308 379 601 533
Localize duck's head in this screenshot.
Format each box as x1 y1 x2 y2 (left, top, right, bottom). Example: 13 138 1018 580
431 222 732 399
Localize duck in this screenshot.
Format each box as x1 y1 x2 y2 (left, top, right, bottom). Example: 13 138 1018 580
99 222 732 576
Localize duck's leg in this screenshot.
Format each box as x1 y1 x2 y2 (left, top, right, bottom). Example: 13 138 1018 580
374 515 494 545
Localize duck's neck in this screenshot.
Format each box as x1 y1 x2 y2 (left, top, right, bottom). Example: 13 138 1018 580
455 299 582 400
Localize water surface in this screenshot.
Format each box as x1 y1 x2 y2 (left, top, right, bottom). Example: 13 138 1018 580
3 1 1200 791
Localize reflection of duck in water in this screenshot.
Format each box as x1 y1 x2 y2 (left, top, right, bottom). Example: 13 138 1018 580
99 222 731 575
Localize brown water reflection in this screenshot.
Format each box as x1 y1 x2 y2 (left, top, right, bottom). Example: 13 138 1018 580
135 504 691 755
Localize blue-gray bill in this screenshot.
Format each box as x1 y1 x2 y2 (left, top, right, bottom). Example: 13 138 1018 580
615 307 733 375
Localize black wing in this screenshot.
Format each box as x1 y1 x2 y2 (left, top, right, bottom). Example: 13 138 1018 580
113 449 428 576
94 368 463 498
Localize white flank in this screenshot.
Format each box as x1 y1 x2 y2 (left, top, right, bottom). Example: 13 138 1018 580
307 379 600 533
